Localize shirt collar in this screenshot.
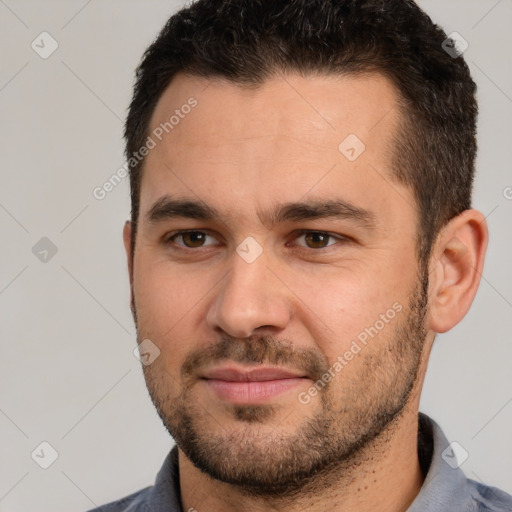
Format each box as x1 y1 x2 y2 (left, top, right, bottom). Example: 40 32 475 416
408 412 474 511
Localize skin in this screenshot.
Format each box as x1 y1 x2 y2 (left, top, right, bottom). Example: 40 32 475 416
123 72 488 512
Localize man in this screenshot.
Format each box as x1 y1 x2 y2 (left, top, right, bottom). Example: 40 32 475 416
90 0 512 510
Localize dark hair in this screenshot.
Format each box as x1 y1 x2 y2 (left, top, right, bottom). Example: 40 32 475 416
125 0 477 265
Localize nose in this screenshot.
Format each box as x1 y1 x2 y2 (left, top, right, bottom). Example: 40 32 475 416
206 249 291 339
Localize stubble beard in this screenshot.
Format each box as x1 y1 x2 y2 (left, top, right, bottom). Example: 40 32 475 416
136 272 429 498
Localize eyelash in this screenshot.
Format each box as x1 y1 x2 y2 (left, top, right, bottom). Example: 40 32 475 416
164 230 349 251
165 230 219 249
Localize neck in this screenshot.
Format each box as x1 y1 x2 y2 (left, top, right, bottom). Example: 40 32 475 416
178 410 424 512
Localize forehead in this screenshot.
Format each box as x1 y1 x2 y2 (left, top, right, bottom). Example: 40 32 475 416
139 71 413 226
149 71 399 148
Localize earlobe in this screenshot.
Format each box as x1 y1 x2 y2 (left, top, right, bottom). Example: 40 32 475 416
427 210 488 333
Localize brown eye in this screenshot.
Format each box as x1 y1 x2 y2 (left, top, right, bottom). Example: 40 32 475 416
303 232 332 249
176 231 209 248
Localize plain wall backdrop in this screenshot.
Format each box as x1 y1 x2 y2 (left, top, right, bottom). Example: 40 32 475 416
1 1 511 510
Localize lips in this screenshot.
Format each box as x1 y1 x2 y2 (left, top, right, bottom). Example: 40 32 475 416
201 366 307 382
200 365 310 403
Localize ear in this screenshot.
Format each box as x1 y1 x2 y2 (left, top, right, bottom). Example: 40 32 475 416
427 209 488 333
123 221 135 309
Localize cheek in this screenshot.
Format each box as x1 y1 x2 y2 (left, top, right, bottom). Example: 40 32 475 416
288 264 410 359
132 257 218 362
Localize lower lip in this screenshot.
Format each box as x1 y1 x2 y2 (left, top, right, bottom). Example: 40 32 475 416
203 378 308 403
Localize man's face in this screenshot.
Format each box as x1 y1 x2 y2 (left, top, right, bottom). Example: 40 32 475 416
127 72 429 495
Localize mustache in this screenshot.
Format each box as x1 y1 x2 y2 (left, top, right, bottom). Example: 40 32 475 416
181 335 330 384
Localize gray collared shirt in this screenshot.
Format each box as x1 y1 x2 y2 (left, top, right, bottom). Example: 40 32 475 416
88 413 512 511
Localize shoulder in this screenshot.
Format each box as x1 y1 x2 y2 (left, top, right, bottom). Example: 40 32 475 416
467 479 512 512
86 446 182 511
86 486 153 511
411 414 512 512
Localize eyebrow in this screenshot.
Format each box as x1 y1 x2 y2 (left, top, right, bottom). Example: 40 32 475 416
145 195 376 229
146 196 217 223
263 199 376 229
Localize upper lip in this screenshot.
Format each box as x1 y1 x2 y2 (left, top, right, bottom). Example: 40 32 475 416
201 366 308 382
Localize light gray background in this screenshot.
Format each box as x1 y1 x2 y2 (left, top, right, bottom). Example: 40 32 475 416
0 1 511 510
